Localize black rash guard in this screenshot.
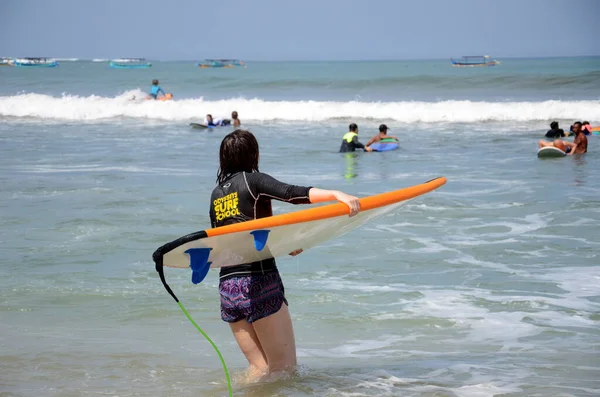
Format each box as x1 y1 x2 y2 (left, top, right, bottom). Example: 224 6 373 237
339 136 366 152
209 171 312 280
545 128 565 139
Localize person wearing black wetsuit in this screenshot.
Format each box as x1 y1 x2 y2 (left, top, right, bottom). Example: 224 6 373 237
211 129 360 378
210 171 312 279
545 121 565 139
339 123 372 152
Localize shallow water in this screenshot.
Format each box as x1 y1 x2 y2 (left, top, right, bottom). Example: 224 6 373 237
1 59 599 396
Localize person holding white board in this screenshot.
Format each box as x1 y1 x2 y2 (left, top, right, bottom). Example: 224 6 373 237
210 129 360 380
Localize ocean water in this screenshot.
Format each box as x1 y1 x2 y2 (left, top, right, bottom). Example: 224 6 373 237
1 58 599 397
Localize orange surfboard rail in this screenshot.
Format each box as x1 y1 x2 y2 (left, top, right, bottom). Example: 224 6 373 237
205 176 447 238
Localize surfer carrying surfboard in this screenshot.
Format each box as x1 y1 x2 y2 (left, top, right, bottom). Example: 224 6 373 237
211 129 360 380
538 121 588 155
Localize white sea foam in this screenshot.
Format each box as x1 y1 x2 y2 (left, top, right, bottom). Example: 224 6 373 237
1 92 599 122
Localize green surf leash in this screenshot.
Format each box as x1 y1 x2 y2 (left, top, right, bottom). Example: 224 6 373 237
154 255 233 397
177 301 233 396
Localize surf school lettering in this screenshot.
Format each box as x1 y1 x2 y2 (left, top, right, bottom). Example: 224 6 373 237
214 192 240 221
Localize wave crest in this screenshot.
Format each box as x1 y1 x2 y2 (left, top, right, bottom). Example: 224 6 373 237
1 92 598 123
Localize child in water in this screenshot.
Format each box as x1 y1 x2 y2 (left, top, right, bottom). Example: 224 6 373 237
148 79 165 99
211 129 360 380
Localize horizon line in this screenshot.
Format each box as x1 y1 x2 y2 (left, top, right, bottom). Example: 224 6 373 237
4 55 599 63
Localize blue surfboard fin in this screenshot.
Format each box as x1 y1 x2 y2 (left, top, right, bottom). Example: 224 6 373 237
250 230 270 251
185 248 213 284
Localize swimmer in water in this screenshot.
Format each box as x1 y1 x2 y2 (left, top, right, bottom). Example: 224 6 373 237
231 111 241 127
545 121 565 139
204 114 231 127
211 129 360 380
148 79 165 99
538 121 588 155
365 124 399 147
582 121 592 136
205 114 217 126
339 123 372 153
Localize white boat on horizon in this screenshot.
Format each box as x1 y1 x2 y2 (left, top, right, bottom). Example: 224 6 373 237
13 57 58 67
109 58 152 68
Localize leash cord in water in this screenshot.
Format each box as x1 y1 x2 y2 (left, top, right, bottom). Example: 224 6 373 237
177 301 233 397
155 256 233 397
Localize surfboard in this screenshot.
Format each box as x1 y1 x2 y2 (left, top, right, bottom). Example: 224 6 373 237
537 146 566 158
158 94 173 101
152 177 446 285
370 138 399 152
190 120 232 129
190 123 211 129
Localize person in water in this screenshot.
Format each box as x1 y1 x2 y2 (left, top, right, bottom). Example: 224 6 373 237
339 123 372 152
231 111 241 127
538 121 588 155
149 79 165 99
582 121 593 136
205 114 231 127
545 121 565 139
210 130 360 379
365 124 399 147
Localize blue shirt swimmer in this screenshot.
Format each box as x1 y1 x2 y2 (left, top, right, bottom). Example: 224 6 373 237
149 79 165 99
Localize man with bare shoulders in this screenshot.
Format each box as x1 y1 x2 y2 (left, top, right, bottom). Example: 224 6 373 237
538 121 588 155
365 124 399 147
231 111 241 127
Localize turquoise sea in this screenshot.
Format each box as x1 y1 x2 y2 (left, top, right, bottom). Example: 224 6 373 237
1 58 599 397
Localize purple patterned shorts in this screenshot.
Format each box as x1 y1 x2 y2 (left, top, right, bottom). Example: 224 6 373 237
219 271 288 323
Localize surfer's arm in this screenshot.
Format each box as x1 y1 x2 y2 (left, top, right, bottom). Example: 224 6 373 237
365 136 378 146
352 136 366 150
249 173 312 204
566 142 577 156
308 188 360 217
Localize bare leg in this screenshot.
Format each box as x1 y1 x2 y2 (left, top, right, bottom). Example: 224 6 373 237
229 320 268 378
252 304 297 374
538 140 553 148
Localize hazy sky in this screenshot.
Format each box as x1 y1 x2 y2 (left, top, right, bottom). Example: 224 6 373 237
1 0 598 60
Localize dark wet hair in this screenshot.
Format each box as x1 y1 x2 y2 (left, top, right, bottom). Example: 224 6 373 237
550 121 558 129
232 111 238 119
582 121 589 125
207 114 212 119
217 130 259 184
349 123 358 132
152 79 159 85
573 121 582 127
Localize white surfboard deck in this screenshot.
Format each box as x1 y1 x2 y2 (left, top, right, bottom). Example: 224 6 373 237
163 200 405 269
152 177 446 284
537 146 566 158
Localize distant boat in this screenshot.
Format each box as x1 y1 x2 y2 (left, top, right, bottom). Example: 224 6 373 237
109 58 152 69
196 59 245 68
0 57 14 66
451 55 499 67
13 57 58 67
